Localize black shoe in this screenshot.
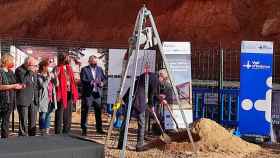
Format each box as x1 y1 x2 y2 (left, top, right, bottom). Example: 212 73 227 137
117 144 122 150
81 130 87 136
117 144 135 151
136 144 149 152
96 130 106 134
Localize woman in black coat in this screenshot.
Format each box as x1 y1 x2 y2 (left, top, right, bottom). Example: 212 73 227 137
0 54 24 138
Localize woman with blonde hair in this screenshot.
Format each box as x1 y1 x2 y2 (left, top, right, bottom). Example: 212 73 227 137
0 54 24 138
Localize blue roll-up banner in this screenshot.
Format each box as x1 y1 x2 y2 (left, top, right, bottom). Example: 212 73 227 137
239 41 273 136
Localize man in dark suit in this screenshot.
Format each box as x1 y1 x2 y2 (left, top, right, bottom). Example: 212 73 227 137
80 55 106 135
118 72 161 151
15 56 39 136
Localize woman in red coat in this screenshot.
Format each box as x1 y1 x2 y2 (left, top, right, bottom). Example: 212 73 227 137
54 53 79 134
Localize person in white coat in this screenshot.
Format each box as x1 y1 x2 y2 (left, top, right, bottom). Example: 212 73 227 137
38 59 57 135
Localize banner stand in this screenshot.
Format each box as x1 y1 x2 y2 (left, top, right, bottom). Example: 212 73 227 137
239 41 274 138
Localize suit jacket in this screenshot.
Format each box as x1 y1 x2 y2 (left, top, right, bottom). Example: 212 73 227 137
15 65 39 106
123 72 160 113
80 65 106 105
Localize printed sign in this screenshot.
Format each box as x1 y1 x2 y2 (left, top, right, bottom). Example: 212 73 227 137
164 109 193 129
107 49 156 104
239 41 273 136
163 42 193 129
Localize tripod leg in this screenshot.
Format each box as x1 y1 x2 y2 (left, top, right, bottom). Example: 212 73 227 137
105 46 133 147
120 7 146 158
147 11 197 154
105 3 143 149
105 110 117 146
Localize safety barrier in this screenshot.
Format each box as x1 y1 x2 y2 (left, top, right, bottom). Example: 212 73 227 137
192 87 240 127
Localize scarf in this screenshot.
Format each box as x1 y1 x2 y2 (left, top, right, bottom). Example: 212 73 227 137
56 64 79 108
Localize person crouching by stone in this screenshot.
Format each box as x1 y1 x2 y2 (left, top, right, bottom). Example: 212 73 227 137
80 55 106 136
118 72 160 151
54 53 79 134
0 54 24 138
15 56 39 137
37 59 58 135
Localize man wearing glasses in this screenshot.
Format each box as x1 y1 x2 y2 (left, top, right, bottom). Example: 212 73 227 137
15 56 39 136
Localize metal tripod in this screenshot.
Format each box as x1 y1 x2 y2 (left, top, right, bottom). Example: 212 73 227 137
105 6 197 158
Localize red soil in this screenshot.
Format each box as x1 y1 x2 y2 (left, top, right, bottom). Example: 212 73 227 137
0 0 280 48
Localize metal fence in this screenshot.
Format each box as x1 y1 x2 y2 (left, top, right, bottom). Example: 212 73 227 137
191 47 280 84
1 38 280 84
191 45 280 127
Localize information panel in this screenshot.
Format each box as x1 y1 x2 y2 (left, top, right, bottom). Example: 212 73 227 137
163 42 193 129
239 41 273 136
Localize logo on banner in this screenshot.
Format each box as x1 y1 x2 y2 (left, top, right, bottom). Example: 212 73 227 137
241 41 273 53
241 77 272 122
242 60 271 70
254 77 272 122
258 44 273 50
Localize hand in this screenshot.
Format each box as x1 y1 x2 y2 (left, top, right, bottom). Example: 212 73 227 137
49 73 55 79
13 84 24 90
98 81 104 87
21 84 27 89
95 78 101 84
161 99 168 106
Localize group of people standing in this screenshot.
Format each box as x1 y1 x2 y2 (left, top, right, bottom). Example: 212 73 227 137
0 51 173 153
0 53 106 138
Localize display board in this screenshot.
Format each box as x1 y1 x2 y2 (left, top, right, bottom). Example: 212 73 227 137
239 41 273 136
163 42 193 129
164 108 193 129
107 49 156 104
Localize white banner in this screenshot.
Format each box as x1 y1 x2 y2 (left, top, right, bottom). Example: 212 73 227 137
164 108 193 129
107 49 156 104
163 42 193 129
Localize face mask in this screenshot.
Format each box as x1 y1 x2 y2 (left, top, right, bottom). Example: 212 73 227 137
90 63 97 67
47 67 53 73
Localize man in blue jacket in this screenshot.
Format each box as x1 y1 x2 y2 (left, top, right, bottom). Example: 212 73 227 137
80 55 106 136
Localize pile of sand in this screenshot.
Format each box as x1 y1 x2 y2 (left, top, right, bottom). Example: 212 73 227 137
191 118 261 154
163 118 261 157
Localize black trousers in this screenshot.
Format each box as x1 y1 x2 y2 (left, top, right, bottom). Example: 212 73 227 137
0 107 12 138
81 97 103 132
17 104 37 136
118 110 146 149
55 93 73 134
